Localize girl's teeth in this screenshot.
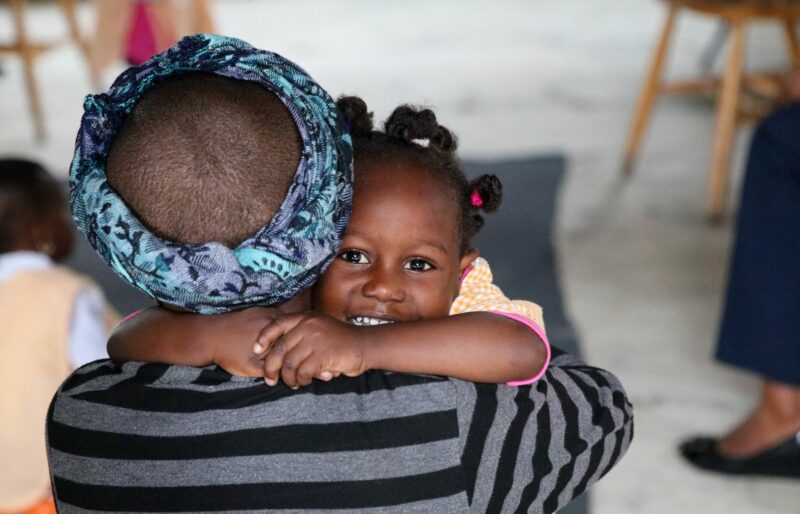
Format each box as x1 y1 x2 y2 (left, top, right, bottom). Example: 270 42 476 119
350 316 395 326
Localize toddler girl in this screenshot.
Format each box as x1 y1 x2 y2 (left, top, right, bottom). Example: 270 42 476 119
109 97 550 387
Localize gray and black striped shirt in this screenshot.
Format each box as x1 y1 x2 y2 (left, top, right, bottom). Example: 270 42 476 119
47 348 632 513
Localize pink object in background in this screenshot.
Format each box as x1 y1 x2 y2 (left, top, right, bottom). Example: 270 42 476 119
91 1 215 81
125 2 158 65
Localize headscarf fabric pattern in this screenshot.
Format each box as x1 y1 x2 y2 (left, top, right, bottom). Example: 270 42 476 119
70 34 353 314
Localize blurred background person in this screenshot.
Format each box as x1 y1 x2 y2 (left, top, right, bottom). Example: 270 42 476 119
681 87 800 478
0 158 118 514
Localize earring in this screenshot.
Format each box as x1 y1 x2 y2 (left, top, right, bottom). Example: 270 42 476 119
37 241 56 256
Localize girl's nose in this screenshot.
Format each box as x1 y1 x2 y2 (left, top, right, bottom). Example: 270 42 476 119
362 266 405 303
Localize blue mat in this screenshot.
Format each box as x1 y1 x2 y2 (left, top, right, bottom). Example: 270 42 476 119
65 154 587 513
467 155 579 357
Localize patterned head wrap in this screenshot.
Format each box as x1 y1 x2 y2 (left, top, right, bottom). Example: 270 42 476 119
70 34 353 313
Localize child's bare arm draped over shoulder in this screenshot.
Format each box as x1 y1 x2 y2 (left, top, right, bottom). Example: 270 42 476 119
107 306 280 376
110 307 546 387
253 310 547 388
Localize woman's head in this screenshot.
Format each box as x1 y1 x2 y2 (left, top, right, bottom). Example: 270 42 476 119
313 97 502 325
0 159 74 261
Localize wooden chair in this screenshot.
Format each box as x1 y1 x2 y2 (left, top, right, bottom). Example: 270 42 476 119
0 0 89 141
623 0 800 220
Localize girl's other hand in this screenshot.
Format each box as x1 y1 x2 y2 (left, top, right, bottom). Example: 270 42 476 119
107 305 283 376
208 307 283 376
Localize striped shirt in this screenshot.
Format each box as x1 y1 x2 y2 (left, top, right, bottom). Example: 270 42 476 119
46 348 633 513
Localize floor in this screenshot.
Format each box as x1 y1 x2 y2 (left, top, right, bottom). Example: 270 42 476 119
1 1 799 512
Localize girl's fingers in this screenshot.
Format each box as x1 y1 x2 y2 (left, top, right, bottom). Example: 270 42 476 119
262 331 302 385
295 354 325 387
280 343 314 388
254 322 283 356
254 313 306 355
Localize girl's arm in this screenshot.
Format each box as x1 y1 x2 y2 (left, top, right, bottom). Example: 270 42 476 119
256 260 549 387
108 306 279 376
449 257 551 384
255 311 547 387
364 312 547 383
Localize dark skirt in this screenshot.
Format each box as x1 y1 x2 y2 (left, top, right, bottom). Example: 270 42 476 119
716 102 800 386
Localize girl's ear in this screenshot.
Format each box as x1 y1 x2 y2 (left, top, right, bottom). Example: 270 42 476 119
459 248 479 276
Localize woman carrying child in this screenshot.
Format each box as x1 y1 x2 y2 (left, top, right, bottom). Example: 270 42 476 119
111 97 550 390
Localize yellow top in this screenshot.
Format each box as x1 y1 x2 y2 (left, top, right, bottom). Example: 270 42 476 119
450 257 545 330
450 257 549 385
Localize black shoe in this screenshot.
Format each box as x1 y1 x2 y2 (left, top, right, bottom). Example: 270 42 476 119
679 432 800 478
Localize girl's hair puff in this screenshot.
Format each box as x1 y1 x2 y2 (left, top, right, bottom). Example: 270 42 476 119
337 95 502 253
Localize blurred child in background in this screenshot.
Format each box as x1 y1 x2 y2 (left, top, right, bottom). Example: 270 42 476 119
0 159 118 514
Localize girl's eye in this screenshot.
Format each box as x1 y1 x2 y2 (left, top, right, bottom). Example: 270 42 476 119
404 258 434 272
339 249 369 264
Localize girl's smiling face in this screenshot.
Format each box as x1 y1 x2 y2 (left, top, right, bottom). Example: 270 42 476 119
314 160 477 326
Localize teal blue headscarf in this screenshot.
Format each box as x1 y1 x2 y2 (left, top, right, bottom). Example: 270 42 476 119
70 34 353 313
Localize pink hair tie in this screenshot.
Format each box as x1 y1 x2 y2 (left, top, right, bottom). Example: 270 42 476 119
470 189 484 208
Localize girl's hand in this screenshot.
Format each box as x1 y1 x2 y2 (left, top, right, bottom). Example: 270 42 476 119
208 307 283 376
254 312 369 388
108 306 283 377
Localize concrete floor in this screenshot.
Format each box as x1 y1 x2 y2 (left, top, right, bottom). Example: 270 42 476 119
2 1 799 512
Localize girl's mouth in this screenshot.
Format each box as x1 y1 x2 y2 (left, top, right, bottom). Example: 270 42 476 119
348 316 396 326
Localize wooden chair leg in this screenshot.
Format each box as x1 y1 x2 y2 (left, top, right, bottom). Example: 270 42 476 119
782 17 800 69
707 19 746 220
57 0 87 58
88 0 134 88
9 0 45 142
623 3 678 174
190 0 215 34
57 0 101 91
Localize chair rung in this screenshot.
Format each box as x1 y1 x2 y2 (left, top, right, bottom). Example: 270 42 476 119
0 43 54 57
661 71 787 95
